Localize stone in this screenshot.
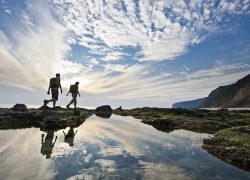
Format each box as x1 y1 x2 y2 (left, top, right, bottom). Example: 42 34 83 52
41 110 59 122
13 104 28 112
95 105 112 118
73 109 81 116
95 105 112 114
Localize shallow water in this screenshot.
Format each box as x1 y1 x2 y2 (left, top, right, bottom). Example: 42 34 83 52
0 115 249 180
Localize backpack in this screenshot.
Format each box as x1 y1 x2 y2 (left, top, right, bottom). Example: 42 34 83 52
50 78 60 88
69 85 78 93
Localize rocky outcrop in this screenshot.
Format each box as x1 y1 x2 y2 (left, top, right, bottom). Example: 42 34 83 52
12 104 28 111
0 104 92 130
172 98 206 108
203 126 250 171
95 105 112 118
172 74 250 108
201 74 250 107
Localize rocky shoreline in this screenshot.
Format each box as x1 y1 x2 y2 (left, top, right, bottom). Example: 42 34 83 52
0 104 92 131
113 107 250 171
1 104 250 171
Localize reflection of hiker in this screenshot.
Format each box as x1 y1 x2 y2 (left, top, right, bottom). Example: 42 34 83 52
41 130 57 159
66 82 80 109
63 127 77 147
44 73 62 107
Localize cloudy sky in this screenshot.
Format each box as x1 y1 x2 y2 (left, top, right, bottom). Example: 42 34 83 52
0 0 250 108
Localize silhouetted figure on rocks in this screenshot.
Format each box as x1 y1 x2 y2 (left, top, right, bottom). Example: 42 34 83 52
63 127 77 147
44 73 62 107
66 82 80 109
41 130 57 159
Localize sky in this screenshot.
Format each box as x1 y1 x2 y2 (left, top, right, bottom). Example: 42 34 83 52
0 0 250 108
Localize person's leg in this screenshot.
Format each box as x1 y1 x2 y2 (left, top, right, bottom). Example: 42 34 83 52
73 96 77 109
67 96 74 108
53 100 56 107
51 89 59 107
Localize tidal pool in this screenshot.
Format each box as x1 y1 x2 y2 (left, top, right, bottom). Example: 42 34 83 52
0 115 249 180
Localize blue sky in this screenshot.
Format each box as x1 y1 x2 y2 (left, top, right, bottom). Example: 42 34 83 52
0 0 250 108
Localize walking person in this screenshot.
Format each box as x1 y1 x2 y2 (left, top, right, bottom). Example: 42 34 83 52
44 73 62 107
63 127 78 147
66 82 80 109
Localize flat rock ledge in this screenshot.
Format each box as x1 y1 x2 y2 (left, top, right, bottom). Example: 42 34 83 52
0 104 92 131
203 126 250 172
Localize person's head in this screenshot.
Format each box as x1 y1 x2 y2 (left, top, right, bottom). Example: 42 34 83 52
75 82 79 86
56 73 60 78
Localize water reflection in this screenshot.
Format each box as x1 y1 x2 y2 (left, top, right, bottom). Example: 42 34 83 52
0 115 250 180
63 127 77 147
41 130 57 159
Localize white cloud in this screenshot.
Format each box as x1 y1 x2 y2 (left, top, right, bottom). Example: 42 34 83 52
1 0 249 108
0 0 69 90
4 9 11 14
103 51 128 61
52 0 249 62
78 61 250 107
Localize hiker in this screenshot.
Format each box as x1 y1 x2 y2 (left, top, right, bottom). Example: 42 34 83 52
44 73 62 107
66 82 80 109
63 127 77 147
41 130 57 159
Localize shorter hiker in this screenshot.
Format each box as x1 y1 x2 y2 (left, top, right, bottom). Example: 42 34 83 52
44 73 62 107
63 127 77 147
66 82 80 109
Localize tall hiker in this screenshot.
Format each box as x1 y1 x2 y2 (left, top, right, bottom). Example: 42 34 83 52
44 73 62 107
66 82 80 109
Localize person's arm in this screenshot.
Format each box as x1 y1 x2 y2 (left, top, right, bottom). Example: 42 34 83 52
47 85 51 95
66 91 70 96
78 90 81 97
59 84 62 94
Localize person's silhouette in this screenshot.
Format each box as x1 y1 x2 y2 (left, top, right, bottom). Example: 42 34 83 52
41 130 57 159
66 82 80 109
63 127 77 147
44 73 63 107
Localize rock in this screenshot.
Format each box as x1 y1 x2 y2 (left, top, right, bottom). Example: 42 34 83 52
216 108 229 116
41 110 59 122
96 112 112 118
95 105 112 118
203 126 250 171
73 109 81 116
12 104 28 112
95 105 112 114
39 106 51 110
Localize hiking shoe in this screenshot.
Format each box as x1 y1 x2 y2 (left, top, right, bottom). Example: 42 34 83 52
66 105 70 109
44 100 48 106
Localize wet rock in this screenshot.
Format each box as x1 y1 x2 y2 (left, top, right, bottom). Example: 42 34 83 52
73 109 81 116
203 126 250 171
96 105 112 113
115 106 122 110
216 108 229 116
95 105 112 118
13 104 28 112
96 112 112 118
40 110 59 122
142 119 175 133
0 109 13 116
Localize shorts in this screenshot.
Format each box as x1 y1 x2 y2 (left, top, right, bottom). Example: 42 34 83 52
51 88 59 101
